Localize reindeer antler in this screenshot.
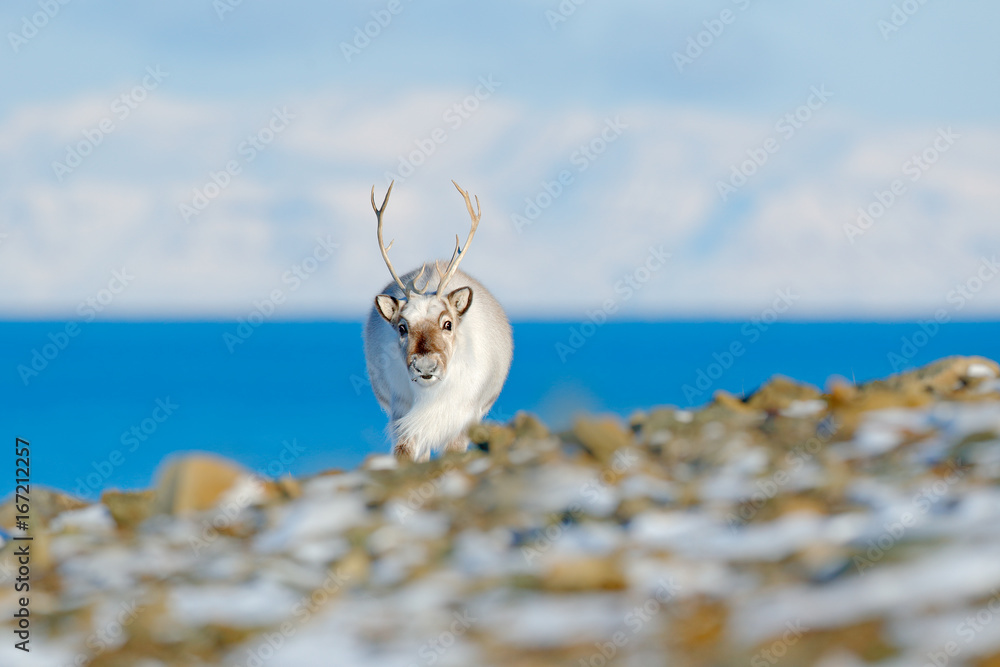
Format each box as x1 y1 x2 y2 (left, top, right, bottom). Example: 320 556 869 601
371 181 408 294
409 263 432 295
436 180 481 293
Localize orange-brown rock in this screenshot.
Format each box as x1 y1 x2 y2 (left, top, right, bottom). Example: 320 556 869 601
0 487 88 529
713 389 759 414
153 455 261 515
746 376 822 412
102 489 155 530
571 417 633 463
540 556 626 592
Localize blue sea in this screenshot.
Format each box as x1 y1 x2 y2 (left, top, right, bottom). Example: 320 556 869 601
3 320 998 498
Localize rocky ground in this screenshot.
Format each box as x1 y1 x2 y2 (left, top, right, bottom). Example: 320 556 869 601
4 357 1000 666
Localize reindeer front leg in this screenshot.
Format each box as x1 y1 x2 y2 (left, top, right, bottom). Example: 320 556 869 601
389 401 416 462
393 438 415 462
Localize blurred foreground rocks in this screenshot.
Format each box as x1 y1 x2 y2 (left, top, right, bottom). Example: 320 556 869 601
4 356 1000 666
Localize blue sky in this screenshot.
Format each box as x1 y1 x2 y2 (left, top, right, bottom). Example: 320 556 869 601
2 0 999 319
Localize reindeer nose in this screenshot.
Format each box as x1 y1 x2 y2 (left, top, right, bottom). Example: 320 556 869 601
410 356 439 376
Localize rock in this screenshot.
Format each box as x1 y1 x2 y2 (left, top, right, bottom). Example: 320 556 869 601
571 417 632 463
511 412 549 440
363 454 397 471
274 475 302 500
153 455 262 516
870 355 1000 399
627 409 648 433
772 619 894 664
0 487 88 530
336 549 370 588
669 596 728 654
746 375 822 412
713 389 759 415
469 422 516 457
540 556 626 591
822 357 1000 438
825 378 858 409
102 490 155 530
974 652 1000 667
829 356 1000 416
12 356 1000 667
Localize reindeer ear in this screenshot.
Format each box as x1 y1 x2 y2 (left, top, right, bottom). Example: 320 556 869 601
447 287 473 317
375 295 402 322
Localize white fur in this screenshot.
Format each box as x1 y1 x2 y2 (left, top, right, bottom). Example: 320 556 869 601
363 266 513 461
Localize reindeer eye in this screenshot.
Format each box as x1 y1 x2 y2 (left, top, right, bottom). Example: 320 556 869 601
398 323 407 336
442 320 452 331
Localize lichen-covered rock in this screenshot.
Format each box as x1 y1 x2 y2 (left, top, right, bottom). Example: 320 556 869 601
745 375 822 412
539 556 626 592
0 487 88 529
570 416 633 463
153 454 266 515
102 489 154 530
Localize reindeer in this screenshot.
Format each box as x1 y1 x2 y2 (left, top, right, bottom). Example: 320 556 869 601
363 181 513 462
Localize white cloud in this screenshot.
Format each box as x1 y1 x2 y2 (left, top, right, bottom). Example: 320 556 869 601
1 91 999 320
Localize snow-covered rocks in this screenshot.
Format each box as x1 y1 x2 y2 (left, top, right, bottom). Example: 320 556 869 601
3 357 1000 666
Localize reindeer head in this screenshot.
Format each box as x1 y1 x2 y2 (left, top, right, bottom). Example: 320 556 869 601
371 181 481 387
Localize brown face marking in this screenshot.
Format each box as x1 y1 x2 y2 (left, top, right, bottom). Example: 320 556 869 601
398 294 467 379
406 320 448 372
410 325 441 356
